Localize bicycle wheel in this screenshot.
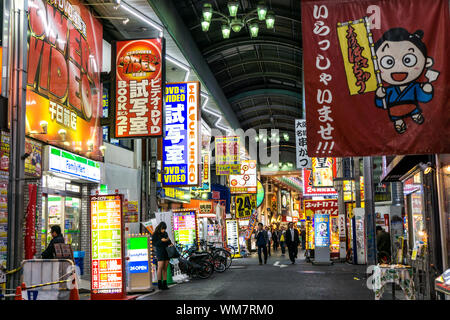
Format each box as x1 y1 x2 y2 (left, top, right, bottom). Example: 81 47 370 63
212 255 226 273
220 249 233 269
197 261 214 279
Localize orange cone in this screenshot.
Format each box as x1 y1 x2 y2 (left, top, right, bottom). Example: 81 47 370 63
14 282 26 300
69 279 79 300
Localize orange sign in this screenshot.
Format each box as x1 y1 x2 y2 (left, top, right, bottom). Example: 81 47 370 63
26 0 104 161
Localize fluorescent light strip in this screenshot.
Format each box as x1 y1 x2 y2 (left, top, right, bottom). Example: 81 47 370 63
121 2 163 32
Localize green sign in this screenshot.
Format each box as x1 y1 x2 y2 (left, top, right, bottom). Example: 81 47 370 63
256 180 265 208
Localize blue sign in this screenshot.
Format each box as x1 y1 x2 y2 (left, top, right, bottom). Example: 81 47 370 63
129 261 149 274
314 214 330 247
162 82 200 187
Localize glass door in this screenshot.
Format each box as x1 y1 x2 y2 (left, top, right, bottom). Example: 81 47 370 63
64 197 81 251
47 195 64 245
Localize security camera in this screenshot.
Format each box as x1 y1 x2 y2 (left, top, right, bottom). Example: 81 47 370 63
419 162 433 174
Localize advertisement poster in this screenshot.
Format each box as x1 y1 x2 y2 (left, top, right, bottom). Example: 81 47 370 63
0 132 10 172
90 195 124 299
172 210 197 246
314 214 330 247
24 139 42 177
192 151 211 193
302 0 450 156
26 0 104 161
244 209 258 240
162 82 201 187
25 184 37 260
225 219 240 254
312 158 336 188
295 119 312 168
302 169 337 197
215 136 240 175
343 177 365 201
115 39 163 138
0 181 7 271
229 160 257 193
156 161 191 203
234 194 257 219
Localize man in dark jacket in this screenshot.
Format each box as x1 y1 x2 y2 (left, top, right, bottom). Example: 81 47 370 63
42 225 65 259
255 223 269 265
376 226 391 261
285 222 300 264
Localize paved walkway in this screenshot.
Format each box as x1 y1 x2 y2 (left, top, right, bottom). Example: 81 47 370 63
139 250 375 300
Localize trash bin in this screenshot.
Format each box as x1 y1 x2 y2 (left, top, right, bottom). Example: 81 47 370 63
73 251 85 275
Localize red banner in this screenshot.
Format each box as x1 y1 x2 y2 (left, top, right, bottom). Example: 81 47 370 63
25 184 37 260
115 39 163 138
302 0 450 156
304 199 338 216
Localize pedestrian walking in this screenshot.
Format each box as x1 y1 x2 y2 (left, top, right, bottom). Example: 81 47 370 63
265 226 272 256
300 227 306 250
285 222 300 264
41 225 65 259
152 222 174 290
272 227 279 252
256 223 269 265
279 226 286 255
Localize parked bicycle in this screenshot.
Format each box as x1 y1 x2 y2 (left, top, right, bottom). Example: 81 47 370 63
175 245 214 279
200 240 233 269
186 244 227 273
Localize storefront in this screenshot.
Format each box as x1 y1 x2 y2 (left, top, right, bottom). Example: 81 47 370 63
41 146 101 253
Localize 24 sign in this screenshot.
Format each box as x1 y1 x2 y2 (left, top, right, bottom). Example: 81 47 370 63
235 194 256 218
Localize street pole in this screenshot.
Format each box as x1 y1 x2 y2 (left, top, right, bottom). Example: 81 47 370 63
363 156 377 265
6 0 28 291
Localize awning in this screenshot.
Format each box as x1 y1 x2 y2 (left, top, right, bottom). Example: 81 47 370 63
380 155 429 182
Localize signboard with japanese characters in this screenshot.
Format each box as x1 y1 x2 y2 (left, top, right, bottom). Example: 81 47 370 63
301 0 450 156
192 151 211 192
295 119 312 169
312 157 336 188
90 194 124 300
115 38 164 138
302 169 337 197
162 82 201 187
233 194 257 219
173 210 197 246
215 136 240 175
26 0 104 161
229 160 257 193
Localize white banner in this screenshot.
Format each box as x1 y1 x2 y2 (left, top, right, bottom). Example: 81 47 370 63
295 119 312 169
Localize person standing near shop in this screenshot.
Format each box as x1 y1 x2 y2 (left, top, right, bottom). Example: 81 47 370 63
285 222 300 264
279 226 286 255
256 223 269 265
152 222 174 290
265 226 272 257
41 225 65 259
272 227 279 252
300 226 306 250
376 226 392 262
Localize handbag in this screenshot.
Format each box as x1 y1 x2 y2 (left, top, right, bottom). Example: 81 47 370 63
166 246 180 259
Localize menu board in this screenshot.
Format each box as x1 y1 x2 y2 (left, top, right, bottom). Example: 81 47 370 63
173 210 197 246
226 220 239 254
90 195 124 299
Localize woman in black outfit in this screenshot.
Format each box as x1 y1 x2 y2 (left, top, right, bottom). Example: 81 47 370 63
152 222 173 290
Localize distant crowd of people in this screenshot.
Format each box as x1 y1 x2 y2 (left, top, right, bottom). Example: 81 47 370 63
254 222 307 265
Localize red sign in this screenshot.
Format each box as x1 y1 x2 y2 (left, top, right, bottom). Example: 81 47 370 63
26 0 104 161
302 169 337 197
302 0 450 156
304 199 338 216
115 39 164 138
25 184 37 259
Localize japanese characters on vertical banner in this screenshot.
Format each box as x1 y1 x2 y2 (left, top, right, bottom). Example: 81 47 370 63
311 157 336 188
26 0 104 160
301 0 450 156
162 82 201 187
115 39 163 138
215 136 240 175
295 119 312 169
90 195 123 298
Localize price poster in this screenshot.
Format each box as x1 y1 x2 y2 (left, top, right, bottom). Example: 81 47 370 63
234 194 256 219
225 219 240 255
90 194 124 299
172 210 197 246
215 136 240 175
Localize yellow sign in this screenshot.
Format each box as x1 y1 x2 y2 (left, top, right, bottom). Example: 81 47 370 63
234 194 256 218
337 19 378 95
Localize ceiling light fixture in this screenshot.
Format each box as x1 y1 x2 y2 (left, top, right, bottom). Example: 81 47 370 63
201 1 275 39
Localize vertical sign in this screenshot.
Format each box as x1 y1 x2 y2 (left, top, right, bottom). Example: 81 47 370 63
215 136 240 175
314 214 330 247
312 157 336 187
172 210 197 246
25 184 37 259
127 237 149 273
90 195 124 300
115 39 163 138
225 219 240 254
295 119 312 168
162 82 201 187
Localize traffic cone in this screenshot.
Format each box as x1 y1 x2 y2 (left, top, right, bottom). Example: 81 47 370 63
14 282 26 300
69 279 80 300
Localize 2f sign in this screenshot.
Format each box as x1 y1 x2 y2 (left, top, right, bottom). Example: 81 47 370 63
367 5 380 30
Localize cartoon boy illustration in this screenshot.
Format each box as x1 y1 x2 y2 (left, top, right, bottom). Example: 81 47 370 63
374 28 439 134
